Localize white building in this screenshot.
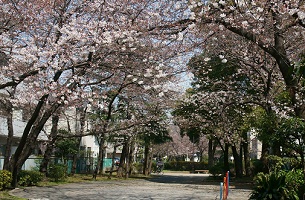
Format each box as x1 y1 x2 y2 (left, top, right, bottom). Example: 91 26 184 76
0 109 46 169
249 129 262 159
0 106 119 171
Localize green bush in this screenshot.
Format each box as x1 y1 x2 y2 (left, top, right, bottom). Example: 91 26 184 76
282 157 303 170
251 156 302 175
48 164 67 182
285 169 305 199
208 162 224 177
264 155 285 172
251 159 264 175
18 170 44 186
164 161 208 171
131 163 143 174
0 170 12 190
250 170 299 200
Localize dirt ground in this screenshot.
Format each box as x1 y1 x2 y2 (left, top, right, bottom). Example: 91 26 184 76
10 172 252 200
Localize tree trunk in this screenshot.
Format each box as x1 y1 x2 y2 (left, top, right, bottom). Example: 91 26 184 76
108 143 118 179
271 141 281 156
9 95 60 188
117 139 128 178
148 150 153 175
223 143 229 175
96 134 106 175
39 113 59 174
143 144 150 175
243 141 251 176
232 145 242 178
208 139 214 168
70 106 87 175
7 68 81 188
239 143 243 175
128 140 134 175
3 105 13 171
125 141 130 179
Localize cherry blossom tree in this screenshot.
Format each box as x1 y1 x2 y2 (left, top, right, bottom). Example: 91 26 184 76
1 0 192 186
187 0 305 117
167 0 305 176
173 44 285 175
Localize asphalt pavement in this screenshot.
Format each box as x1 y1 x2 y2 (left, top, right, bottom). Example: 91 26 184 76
10 172 252 200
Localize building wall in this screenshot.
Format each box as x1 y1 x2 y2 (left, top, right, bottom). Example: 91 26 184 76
0 110 27 138
80 136 100 158
249 129 262 159
0 110 29 157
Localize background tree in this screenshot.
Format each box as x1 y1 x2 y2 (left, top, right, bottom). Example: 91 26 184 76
54 132 79 164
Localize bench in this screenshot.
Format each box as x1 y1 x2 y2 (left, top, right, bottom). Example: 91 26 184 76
194 170 209 174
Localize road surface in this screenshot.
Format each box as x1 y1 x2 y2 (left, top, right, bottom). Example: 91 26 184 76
10 172 252 200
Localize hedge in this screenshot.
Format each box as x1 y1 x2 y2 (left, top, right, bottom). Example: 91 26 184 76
164 161 208 171
18 170 44 186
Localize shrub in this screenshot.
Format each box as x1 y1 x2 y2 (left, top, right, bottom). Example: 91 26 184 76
208 162 224 177
164 161 208 171
250 170 299 200
264 155 285 172
131 163 143 174
48 164 67 182
250 159 264 175
285 169 305 199
0 170 12 190
251 156 302 176
18 170 44 186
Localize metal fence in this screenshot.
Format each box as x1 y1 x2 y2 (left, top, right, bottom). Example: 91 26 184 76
0 156 113 174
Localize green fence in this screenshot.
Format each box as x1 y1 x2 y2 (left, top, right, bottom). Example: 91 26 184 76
75 157 113 173
17 157 114 174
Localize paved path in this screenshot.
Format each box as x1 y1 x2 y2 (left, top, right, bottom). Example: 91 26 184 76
10 173 252 200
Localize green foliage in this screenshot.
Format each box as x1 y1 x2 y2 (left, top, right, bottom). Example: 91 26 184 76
31 156 43 171
250 170 300 200
188 55 238 91
55 133 79 161
140 120 172 145
274 90 292 105
208 162 224 176
0 170 12 190
276 117 305 154
285 169 305 199
267 155 302 172
18 170 44 186
251 159 265 175
264 155 285 172
133 163 144 174
251 156 302 175
164 161 208 171
247 108 278 143
48 164 67 182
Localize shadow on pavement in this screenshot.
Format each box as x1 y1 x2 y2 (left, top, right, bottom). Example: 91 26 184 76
147 174 206 185
147 173 253 190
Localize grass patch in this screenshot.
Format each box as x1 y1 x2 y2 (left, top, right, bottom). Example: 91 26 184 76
36 173 141 187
